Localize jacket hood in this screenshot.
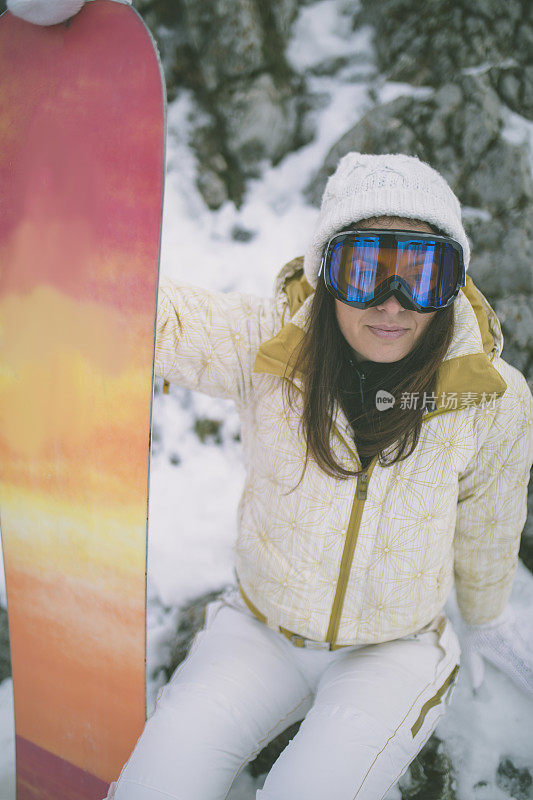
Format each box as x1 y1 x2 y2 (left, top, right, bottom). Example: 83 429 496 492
255 257 507 413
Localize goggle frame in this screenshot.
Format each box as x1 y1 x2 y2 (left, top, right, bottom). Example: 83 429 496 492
320 228 466 314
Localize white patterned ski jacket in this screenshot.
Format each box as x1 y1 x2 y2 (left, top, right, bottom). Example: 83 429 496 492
155 257 533 647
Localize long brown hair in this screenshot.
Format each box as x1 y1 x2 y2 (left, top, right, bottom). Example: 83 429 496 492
285 224 456 481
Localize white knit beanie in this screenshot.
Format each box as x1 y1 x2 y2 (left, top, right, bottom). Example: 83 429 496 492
304 152 471 288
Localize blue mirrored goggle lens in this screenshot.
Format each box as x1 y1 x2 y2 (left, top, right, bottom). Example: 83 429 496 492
328 235 460 307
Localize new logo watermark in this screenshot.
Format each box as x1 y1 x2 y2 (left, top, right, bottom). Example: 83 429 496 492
375 390 395 411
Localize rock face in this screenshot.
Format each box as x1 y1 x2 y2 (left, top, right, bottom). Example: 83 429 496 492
496 757 533 800
358 0 533 121
136 0 307 209
398 736 456 800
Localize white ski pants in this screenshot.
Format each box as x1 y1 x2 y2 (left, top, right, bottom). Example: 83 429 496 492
107 587 461 800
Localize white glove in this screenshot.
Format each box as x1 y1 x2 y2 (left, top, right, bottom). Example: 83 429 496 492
458 604 533 698
7 0 86 24
7 0 132 26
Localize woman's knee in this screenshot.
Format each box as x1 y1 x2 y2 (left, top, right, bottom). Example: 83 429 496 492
109 602 313 800
256 701 393 800
108 698 253 800
256 698 445 800
257 626 460 800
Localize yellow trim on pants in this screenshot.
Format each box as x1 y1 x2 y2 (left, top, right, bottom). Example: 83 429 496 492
410 663 460 738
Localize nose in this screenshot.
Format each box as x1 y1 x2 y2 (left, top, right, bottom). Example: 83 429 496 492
375 295 405 313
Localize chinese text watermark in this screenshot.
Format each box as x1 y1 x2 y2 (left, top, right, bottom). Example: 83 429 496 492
375 390 499 412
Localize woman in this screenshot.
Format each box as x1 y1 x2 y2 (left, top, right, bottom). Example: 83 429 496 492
105 152 533 799
5 4 531 796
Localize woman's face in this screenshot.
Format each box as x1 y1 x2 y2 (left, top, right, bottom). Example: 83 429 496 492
334 217 437 363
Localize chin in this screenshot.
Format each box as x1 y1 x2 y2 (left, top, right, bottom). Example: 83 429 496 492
361 342 409 362
373 352 404 362
363 332 413 360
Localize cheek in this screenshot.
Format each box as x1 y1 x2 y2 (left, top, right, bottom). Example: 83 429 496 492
335 301 362 337
414 312 436 338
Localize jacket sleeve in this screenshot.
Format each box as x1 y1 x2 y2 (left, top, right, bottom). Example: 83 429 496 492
154 278 289 403
454 369 533 625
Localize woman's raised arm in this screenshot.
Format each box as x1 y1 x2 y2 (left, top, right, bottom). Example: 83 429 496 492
155 278 289 403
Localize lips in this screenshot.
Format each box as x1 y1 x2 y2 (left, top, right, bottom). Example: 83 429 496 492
369 326 407 332
368 325 408 340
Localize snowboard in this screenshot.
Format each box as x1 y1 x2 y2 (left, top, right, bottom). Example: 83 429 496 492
0 2 166 797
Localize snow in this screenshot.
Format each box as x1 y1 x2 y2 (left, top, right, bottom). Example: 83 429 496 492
286 0 371 73
439 565 533 799
148 420 242 610
500 106 533 173
461 60 519 77
0 680 15 797
374 81 435 105
1 0 533 796
462 205 493 222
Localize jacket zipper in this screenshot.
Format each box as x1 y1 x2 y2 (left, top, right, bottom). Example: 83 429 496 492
286 377 470 648
325 457 376 645
289 376 376 646
325 401 471 646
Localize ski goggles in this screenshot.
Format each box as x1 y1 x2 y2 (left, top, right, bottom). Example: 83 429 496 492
320 229 466 313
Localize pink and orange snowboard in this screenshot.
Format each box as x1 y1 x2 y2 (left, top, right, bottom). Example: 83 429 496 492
0 2 165 796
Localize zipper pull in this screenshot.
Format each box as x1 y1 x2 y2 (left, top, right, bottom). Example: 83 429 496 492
357 469 369 500
359 369 366 407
